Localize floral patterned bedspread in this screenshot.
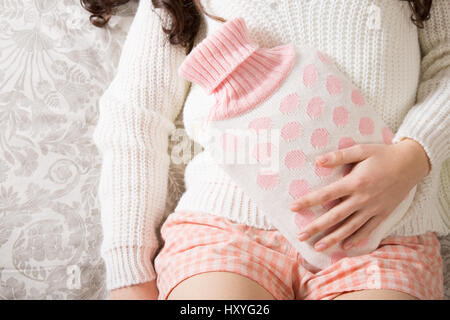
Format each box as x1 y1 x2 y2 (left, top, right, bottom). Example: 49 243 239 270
0 0 448 300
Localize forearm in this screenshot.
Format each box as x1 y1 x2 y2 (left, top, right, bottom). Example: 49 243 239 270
95 92 171 289
391 0 450 174
93 0 190 290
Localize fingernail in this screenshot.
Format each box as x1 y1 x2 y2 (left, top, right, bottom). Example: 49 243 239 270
354 237 369 248
314 242 327 251
317 155 328 165
298 232 309 241
343 242 353 250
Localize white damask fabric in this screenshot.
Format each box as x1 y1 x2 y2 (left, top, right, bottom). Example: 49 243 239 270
0 0 186 299
0 0 448 299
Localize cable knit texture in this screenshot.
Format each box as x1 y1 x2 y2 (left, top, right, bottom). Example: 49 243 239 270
93 0 450 290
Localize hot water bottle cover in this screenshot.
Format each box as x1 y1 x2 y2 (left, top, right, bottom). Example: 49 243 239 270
178 17 416 270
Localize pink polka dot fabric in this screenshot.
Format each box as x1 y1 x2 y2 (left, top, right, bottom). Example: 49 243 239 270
179 17 417 270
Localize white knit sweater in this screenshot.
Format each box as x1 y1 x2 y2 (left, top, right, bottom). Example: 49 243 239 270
92 0 450 290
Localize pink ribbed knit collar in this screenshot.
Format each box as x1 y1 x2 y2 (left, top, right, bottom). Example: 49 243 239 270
178 17 296 121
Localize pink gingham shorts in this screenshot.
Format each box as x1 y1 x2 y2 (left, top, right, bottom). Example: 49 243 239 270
154 210 444 300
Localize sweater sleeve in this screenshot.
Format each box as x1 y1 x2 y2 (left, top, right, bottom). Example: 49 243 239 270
392 0 450 173
92 0 190 290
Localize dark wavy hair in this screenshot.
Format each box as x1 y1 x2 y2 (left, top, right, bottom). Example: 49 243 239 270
80 0 432 53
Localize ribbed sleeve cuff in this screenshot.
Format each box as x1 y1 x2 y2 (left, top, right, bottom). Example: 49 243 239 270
102 246 159 291
391 79 450 174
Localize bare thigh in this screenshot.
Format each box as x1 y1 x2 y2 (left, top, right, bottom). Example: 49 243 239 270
166 271 276 300
333 289 418 300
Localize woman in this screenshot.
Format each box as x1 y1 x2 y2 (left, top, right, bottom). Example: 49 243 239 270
89 0 450 300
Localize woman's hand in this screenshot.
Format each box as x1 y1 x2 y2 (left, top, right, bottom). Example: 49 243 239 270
109 280 159 300
290 137 431 252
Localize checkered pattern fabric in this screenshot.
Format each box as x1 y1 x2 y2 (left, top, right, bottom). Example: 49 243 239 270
154 210 443 300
